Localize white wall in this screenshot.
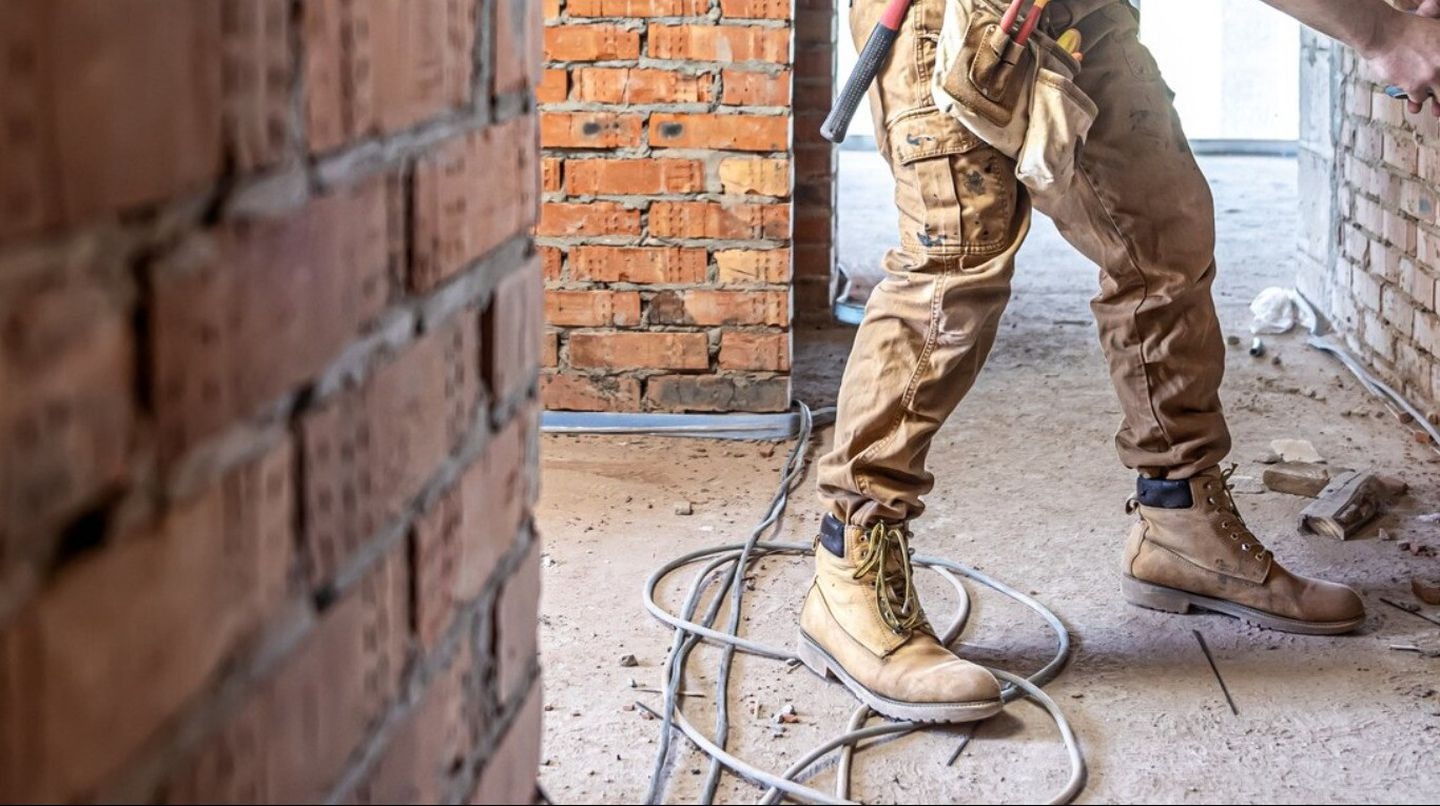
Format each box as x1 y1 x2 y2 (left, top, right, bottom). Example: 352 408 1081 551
1139 0 1300 141
833 1 1300 144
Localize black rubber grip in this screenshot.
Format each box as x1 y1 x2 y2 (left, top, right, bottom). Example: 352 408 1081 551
822 25 899 144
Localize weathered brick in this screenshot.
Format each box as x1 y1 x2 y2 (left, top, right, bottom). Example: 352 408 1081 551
720 0 790 18
644 374 789 412
569 332 709 370
1 439 294 803
569 0 707 15
716 249 791 284
546 290 642 327
650 113 789 151
565 159 705 195
472 679 543 805
541 373 643 411
649 290 789 326
541 158 564 193
0 0 225 242
718 157 791 196
537 202 642 236
650 201 790 239
541 111 645 149
496 542 540 702
544 25 640 61
0 239 135 574
151 176 396 459
413 116 538 291
537 68 570 103
541 246 565 280
304 0 476 152
300 320 478 589
571 246 708 284
413 411 530 650
722 70 792 106
164 543 408 804
572 67 713 104
346 645 471 805
485 260 545 403
647 24 790 63
719 331 790 371
496 0 543 95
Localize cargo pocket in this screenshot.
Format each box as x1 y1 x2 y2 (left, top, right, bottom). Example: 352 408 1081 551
889 110 1017 260
1015 61 1097 196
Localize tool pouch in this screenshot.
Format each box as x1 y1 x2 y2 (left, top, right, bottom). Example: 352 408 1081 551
932 0 1098 197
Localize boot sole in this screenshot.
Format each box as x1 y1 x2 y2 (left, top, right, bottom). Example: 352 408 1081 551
796 632 1004 724
1121 575 1364 636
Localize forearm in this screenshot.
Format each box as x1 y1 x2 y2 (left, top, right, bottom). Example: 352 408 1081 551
1258 0 1401 55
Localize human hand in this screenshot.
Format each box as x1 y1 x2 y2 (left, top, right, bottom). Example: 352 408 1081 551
1368 2 1440 116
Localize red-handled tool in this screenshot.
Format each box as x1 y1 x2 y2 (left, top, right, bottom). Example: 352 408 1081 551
821 0 913 143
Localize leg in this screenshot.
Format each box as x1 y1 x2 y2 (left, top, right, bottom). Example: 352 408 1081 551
1040 4 1362 633
817 0 1031 526
1035 3 1230 479
798 0 1026 723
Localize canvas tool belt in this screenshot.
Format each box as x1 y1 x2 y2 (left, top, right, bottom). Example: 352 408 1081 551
931 0 1098 197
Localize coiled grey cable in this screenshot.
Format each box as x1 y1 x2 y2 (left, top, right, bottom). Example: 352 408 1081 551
641 402 1086 804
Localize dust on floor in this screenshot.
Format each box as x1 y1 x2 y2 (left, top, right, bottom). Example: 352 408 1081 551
537 156 1440 804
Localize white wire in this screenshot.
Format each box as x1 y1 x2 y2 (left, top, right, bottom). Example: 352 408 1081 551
639 402 1087 804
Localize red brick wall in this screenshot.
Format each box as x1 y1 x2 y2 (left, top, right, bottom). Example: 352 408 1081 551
540 0 834 413
1301 41 1440 413
0 1 544 802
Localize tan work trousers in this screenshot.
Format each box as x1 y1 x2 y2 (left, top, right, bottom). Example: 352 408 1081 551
818 0 1231 526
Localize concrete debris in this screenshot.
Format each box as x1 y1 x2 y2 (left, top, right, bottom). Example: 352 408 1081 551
1226 335 1241 347
1270 438 1323 463
619 654 639 667
772 703 799 724
674 500 694 516
1398 542 1436 558
1255 450 1282 465
1418 513 1440 524
1228 475 1266 495
1262 462 1330 497
1374 475 1408 500
1378 528 1394 541
1299 471 1383 540
1413 580 1440 606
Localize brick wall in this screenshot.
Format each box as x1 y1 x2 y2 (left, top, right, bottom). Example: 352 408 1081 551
0 1 544 803
540 0 835 414
1299 31 1440 415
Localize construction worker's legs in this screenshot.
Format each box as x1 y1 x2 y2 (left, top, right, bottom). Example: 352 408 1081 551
817 0 1031 525
1035 3 1232 479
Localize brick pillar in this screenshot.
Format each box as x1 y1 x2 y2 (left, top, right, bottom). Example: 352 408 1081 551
793 0 839 321
538 0 797 414
1300 41 1440 412
0 1 545 802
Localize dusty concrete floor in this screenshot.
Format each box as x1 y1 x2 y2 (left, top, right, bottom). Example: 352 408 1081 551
537 155 1440 804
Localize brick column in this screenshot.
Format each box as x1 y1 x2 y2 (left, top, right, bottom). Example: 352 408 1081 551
539 0 798 414
0 1 545 802
793 0 839 320
1300 42 1440 412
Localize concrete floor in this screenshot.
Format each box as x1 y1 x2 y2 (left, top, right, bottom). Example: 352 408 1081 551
537 154 1440 804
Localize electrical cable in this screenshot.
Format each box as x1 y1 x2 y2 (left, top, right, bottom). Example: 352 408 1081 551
639 402 1086 804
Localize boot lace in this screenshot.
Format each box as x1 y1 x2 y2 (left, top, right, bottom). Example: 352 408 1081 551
1205 465 1270 563
854 523 928 635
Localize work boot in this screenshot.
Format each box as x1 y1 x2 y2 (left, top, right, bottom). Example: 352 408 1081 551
1122 466 1366 635
797 515 1003 722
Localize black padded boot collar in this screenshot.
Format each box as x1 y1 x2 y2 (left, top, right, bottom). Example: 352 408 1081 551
819 514 847 558
1136 476 1194 509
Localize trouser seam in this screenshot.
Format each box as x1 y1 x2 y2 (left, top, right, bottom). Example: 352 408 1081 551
851 260 953 501
1077 164 1175 451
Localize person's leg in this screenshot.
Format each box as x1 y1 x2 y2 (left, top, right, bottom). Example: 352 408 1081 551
1036 3 1364 633
797 0 1028 722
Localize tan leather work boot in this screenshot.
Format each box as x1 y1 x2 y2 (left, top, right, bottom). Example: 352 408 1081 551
1122 466 1366 635
797 515 1003 722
